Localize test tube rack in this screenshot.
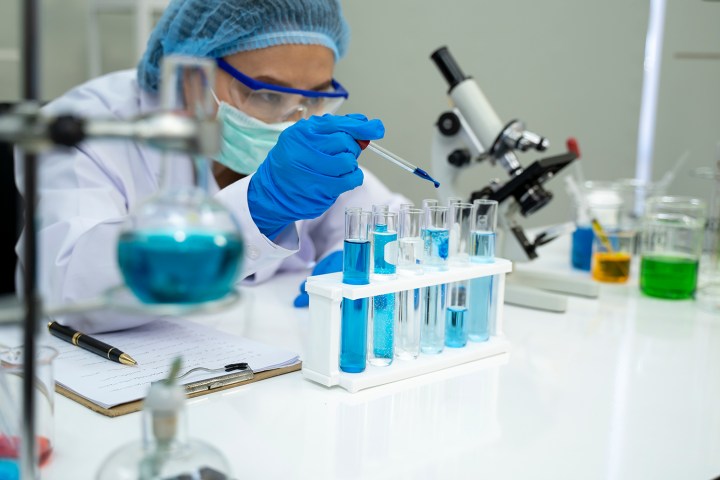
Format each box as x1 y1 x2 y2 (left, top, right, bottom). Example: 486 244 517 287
303 259 512 393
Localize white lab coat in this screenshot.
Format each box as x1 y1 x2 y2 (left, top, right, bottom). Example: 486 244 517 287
15 70 409 333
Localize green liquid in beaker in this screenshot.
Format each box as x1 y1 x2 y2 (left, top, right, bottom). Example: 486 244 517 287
640 255 699 299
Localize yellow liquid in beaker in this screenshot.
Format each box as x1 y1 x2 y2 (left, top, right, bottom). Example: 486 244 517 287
592 252 631 283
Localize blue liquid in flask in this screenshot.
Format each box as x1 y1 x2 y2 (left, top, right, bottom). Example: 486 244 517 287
445 306 468 348
340 239 371 373
117 230 243 304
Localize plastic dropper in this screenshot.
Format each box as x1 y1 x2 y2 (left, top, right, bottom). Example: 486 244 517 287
357 140 440 188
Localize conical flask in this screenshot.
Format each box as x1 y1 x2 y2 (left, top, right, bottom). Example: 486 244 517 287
117 56 243 304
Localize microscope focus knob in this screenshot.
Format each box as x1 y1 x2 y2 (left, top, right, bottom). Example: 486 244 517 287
437 112 461 136
448 149 471 167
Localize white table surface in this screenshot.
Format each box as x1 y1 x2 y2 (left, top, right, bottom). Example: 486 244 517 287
33 236 720 479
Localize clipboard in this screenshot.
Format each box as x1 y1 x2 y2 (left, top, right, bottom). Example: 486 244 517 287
56 362 301 417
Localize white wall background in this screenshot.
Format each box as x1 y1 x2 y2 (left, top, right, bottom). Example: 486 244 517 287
1 0 719 227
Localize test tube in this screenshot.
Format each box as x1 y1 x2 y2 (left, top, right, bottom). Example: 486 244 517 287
340 209 371 373
369 205 389 272
445 280 469 347
369 212 398 367
446 196 463 207
468 199 498 342
400 203 415 211
420 205 449 354
448 202 474 266
396 208 425 359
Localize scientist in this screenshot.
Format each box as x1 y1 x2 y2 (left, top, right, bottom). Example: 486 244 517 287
15 0 408 333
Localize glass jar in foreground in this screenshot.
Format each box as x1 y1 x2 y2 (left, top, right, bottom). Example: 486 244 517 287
640 196 706 299
0 346 58 475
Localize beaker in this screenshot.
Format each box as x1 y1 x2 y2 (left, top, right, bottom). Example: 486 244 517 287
692 162 720 311
117 56 244 304
591 230 635 283
640 196 706 299
0 345 58 472
571 181 623 271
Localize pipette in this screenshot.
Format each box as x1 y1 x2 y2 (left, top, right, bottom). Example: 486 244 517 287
357 140 440 188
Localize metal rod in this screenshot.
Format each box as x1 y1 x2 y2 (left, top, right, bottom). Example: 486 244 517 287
21 0 40 476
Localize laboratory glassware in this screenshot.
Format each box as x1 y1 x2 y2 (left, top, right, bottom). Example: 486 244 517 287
640 196 706 299
591 230 635 283
0 346 58 471
468 199 498 342
420 205 449 354
396 208 425 360
97 361 232 479
369 212 398 367
117 57 244 304
570 181 623 271
445 280 469 348
693 160 720 311
340 209 371 373
448 202 474 265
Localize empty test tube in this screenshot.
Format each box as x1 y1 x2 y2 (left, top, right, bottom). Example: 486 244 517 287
396 208 425 360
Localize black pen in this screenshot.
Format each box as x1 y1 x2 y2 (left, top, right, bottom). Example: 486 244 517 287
48 321 138 366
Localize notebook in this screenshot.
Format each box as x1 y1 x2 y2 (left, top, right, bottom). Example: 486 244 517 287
51 318 300 417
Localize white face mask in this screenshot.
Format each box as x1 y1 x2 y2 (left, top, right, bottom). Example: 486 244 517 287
215 99 294 175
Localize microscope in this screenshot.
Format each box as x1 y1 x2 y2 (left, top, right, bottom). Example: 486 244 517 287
430 46 597 311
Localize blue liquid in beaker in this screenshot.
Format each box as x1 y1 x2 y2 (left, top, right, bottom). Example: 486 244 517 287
571 225 593 271
117 230 243 304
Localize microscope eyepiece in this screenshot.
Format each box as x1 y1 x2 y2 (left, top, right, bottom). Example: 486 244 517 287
431 46 468 91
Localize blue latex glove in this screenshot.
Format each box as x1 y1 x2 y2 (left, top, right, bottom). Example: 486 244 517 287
293 250 344 308
248 113 385 238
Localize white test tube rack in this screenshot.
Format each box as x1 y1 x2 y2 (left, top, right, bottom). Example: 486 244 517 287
302 258 513 393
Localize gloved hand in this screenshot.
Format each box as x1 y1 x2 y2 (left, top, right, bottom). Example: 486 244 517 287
248 113 384 238
293 251 344 308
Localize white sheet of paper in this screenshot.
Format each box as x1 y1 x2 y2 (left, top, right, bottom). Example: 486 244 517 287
51 318 299 409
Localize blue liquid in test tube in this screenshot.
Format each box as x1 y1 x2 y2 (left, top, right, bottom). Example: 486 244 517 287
420 221 449 354
424 228 449 268
370 222 397 366
445 306 468 347
340 239 370 373
468 230 495 342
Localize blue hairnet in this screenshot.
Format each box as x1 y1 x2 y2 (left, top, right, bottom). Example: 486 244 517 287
138 0 350 93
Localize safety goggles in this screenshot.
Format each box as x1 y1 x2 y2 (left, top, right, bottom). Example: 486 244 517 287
216 58 349 124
